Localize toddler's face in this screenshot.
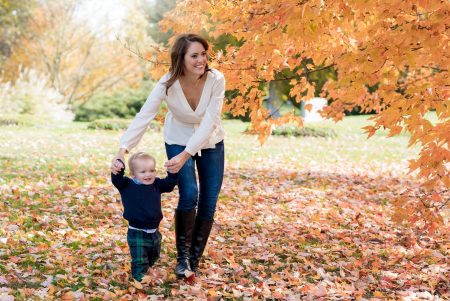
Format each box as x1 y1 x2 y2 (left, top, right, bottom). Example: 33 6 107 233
132 158 156 185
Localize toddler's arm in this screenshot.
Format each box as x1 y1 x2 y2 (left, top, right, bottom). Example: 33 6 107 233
157 172 178 193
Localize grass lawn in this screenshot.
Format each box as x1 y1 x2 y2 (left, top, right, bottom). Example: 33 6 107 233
0 115 419 183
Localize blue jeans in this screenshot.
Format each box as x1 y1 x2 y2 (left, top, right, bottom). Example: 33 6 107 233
165 140 224 220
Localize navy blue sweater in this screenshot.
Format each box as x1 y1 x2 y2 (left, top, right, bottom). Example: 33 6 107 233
111 168 177 229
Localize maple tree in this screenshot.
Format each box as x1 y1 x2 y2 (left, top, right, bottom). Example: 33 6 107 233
148 1 449 193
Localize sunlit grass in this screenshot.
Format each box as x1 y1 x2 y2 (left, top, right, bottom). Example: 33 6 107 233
0 115 419 184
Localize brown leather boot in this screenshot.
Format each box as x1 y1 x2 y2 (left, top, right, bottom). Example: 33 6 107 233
189 217 213 274
174 209 196 278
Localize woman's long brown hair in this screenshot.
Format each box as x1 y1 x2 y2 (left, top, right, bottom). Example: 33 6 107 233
164 33 211 95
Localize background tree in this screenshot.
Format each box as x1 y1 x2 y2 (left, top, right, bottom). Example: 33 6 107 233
141 0 176 45
0 0 36 75
3 0 146 106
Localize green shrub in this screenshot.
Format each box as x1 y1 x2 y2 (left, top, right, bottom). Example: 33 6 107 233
87 119 161 131
74 82 157 122
0 69 72 123
0 116 21 126
271 125 337 138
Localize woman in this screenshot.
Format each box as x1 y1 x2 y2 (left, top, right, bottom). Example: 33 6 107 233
111 33 225 278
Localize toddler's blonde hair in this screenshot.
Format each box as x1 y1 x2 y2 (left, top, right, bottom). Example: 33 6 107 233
128 152 156 175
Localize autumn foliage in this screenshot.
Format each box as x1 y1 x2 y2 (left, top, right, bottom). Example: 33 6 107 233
148 0 449 192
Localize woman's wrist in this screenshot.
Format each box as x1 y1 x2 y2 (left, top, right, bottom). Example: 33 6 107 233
181 150 191 160
117 148 128 157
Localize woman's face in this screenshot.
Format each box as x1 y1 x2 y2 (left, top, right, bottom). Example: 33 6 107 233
183 41 207 77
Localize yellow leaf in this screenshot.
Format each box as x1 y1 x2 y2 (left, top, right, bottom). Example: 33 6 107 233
132 279 143 289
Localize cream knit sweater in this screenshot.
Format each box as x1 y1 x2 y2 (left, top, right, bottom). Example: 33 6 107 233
120 68 225 156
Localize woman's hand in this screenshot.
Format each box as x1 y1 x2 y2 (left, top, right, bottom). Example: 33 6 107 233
164 151 191 173
111 149 127 174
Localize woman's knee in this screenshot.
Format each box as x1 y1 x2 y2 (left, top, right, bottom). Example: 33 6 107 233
178 178 198 210
177 193 198 210
196 197 218 220
196 206 216 220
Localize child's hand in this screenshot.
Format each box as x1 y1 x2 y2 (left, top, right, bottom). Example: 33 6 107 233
111 156 125 174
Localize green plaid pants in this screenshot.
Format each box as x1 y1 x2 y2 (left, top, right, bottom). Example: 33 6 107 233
127 228 162 281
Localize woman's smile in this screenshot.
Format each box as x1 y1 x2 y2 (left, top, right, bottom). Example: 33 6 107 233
184 41 208 76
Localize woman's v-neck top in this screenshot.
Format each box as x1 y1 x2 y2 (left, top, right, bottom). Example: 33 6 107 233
119 68 225 156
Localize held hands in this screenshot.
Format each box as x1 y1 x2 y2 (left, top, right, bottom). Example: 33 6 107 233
111 151 126 175
164 151 190 174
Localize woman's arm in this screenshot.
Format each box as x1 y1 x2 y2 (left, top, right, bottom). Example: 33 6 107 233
184 72 225 156
111 75 167 174
119 75 168 152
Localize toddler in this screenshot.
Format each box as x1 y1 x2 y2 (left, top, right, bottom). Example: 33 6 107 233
111 152 177 281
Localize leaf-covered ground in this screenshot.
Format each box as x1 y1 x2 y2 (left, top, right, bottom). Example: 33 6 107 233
0 118 448 300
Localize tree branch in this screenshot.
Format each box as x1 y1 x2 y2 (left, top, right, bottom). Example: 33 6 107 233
252 63 336 83
117 36 170 66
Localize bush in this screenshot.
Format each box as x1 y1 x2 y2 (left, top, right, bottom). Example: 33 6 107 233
245 124 336 138
74 83 156 122
0 115 21 126
0 69 73 123
271 125 337 138
0 114 33 126
0 114 48 127
87 119 161 131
